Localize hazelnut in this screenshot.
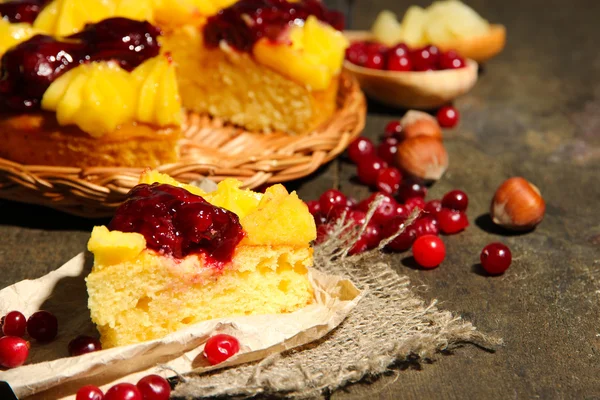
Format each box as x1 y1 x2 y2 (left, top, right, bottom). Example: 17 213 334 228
396 136 448 181
491 177 546 231
400 110 442 141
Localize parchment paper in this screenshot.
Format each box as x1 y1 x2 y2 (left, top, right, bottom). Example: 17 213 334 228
0 252 361 399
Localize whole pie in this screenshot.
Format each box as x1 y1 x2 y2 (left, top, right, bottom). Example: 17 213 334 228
86 170 317 348
0 0 349 167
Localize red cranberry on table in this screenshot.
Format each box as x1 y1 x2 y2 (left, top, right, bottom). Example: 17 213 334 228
357 157 388 186
424 199 443 219
2 311 27 337
384 121 403 139
377 137 399 165
349 238 368 255
137 375 171 400
316 223 334 244
376 167 402 195
437 106 460 128
203 334 240 365
346 196 358 208
441 190 469 211
76 385 104 400
480 243 512 275
382 217 416 251
361 224 382 249
69 335 102 356
347 209 367 226
437 209 469 234
104 383 142 400
319 189 347 215
347 137 375 164
357 192 398 226
412 235 446 268
0 336 29 368
404 197 426 212
412 217 439 238
306 200 321 216
395 203 410 219
397 180 427 201
27 310 58 342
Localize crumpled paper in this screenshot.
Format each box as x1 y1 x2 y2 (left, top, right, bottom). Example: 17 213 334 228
0 252 361 399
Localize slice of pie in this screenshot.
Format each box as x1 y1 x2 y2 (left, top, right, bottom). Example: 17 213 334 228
86 171 316 348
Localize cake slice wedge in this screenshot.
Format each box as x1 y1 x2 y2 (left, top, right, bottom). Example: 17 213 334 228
86 171 316 348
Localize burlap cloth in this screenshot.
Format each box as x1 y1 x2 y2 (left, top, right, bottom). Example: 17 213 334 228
172 210 501 399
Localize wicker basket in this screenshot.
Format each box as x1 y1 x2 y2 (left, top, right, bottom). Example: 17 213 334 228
0 72 365 217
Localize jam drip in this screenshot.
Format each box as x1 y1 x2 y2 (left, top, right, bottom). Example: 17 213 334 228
0 17 161 111
203 0 344 53
109 183 245 263
0 0 49 24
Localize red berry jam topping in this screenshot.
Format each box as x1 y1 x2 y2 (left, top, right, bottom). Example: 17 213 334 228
109 183 245 263
203 0 344 53
0 0 48 23
0 18 161 112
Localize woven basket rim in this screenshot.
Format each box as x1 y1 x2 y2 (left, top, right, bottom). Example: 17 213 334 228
0 72 366 218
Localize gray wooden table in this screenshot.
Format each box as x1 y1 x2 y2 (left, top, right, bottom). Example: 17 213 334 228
1 0 600 398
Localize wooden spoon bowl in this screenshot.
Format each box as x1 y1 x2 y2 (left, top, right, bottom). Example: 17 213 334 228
343 31 478 109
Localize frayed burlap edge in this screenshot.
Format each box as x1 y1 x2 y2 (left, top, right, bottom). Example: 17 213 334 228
172 199 502 399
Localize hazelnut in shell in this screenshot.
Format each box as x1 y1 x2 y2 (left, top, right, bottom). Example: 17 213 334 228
396 136 448 181
491 177 546 231
400 110 443 141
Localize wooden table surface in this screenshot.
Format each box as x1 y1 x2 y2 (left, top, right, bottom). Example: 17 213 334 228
1 0 600 398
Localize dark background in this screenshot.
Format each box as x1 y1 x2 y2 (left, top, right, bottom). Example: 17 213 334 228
2 0 600 398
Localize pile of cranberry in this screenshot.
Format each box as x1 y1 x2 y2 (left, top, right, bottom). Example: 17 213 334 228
309 118 512 274
346 41 466 72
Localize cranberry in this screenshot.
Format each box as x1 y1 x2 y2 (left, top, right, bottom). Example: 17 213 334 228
377 137 399 165
384 121 403 139
104 383 142 400
441 190 469 211
397 180 427 201
357 192 398 226
347 209 366 226
330 205 351 221
412 235 445 268
347 137 375 164
361 223 382 249
404 197 426 213
137 375 171 400
382 217 416 252
313 213 328 225
110 184 244 262
76 385 104 400
439 50 465 69
319 189 347 215
412 217 439 238
364 51 385 69
365 42 388 54
389 43 409 58
410 46 438 71
204 0 344 53
27 310 58 342
395 203 410 219
437 209 469 234
348 238 368 255
306 200 321 216
346 197 358 208
376 167 402 195
0 0 45 24
436 106 460 128
2 311 26 337
387 53 411 71
357 157 388 186
203 334 240 365
69 335 102 356
0 336 29 368
480 243 512 275
316 223 333 244
345 42 367 65
424 200 443 219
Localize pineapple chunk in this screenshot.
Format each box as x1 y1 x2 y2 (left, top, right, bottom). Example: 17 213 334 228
202 179 262 219
371 10 403 46
42 61 136 137
0 20 41 56
88 226 146 267
138 170 207 197
254 16 348 90
399 5 428 47
241 185 317 246
131 55 183 127
34 0 114 36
